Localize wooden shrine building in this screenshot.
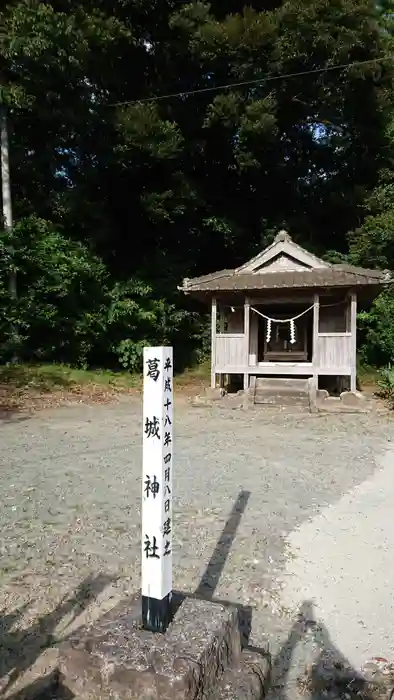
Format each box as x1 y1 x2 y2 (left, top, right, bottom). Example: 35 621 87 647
179 231 386 394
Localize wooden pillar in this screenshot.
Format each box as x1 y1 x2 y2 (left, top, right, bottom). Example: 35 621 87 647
211 297 217 389
312 293 320 388
219 304 225 333
350 292 357 392
244 297 250 390
249 314 258 366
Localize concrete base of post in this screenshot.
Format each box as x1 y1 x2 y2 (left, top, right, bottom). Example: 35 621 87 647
58 594 270 700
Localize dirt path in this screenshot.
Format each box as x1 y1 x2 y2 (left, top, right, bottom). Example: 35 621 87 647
0 398 392 698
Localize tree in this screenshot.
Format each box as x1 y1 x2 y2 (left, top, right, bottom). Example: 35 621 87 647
0 0 393 369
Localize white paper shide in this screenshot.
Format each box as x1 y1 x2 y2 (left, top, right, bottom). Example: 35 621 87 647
142 347 173 601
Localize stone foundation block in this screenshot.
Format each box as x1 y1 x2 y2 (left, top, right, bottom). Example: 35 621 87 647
340 390 366 407
59 595 243 700
191 395 212 407
215 649 270 699
316 389 329 400
316 389 370 413
205 388 227 401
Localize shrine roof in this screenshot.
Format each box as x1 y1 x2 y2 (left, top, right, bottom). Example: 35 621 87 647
179 231 387 294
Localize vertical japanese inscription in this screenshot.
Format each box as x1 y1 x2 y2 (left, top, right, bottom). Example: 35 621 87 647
162 354 172 560
142 346 173 621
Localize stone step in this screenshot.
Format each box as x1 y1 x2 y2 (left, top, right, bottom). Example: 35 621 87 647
254 387 309 397
255 377 310 392
253 377 311 409
254 392 310 406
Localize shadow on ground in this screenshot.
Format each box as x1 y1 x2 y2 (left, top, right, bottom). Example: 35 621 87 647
170 490 254 647
2 493 253 699
269 598 389 700
193 489 253 646
0 410 32 424
177 491 389 700
2 493 385 700
0 573 114 699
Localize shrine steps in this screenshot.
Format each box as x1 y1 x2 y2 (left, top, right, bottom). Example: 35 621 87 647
252 377 312 410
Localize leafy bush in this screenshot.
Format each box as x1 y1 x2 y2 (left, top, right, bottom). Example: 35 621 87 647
0 216 204 371
0 216 109 366
357 286 394 367
377 365 394 405
106 279 201 372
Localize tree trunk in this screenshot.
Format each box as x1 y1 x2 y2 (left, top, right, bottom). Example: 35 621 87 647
1 103 18 361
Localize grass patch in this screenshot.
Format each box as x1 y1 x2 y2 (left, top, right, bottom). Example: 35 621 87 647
2 360 384 410
357 362 380 391
0 363 139 414
0 363 139 393
174 359 210 388
0 360 211 413
0 360 210 392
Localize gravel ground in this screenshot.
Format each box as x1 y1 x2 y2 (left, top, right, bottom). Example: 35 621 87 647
0 397 393 698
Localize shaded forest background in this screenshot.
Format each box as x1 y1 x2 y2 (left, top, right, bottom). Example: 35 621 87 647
1 0 394 373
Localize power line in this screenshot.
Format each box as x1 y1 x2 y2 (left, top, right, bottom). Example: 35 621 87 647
107 54 392 108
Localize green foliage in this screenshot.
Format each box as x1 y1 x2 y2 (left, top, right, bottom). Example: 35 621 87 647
377 364 394 405
357 287 394 367
348 166 394 367
0 216 109 365
348 169 394 269
0 0 394 372
108 280 164 371
0 217 202 371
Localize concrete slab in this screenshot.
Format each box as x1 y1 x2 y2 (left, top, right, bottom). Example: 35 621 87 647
279 446 394 672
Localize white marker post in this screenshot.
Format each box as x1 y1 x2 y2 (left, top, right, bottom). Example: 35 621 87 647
142 347 173 633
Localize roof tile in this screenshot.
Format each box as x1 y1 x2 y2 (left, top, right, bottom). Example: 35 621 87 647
181 265 386 292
